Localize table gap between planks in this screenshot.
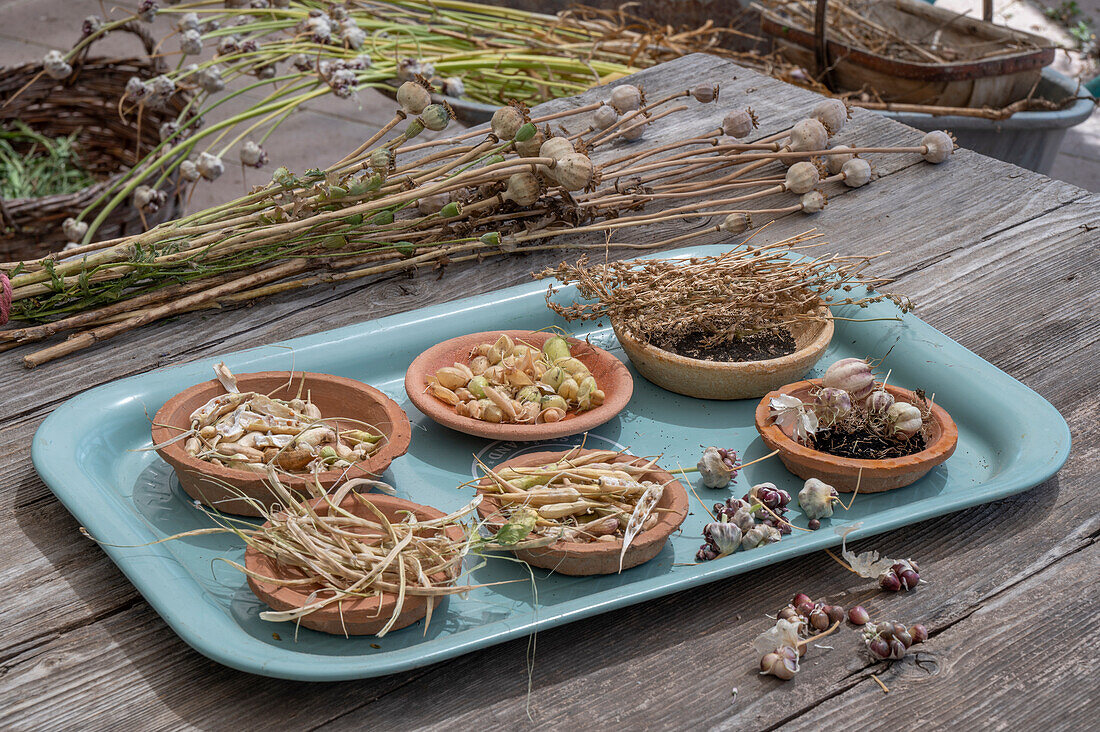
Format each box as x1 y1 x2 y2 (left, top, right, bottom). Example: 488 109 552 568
0 54 1097 731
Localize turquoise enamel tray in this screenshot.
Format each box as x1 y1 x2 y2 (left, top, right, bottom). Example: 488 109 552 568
32 244 1070 681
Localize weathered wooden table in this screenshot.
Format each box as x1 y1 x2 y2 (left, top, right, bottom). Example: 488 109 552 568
1 55 1097 729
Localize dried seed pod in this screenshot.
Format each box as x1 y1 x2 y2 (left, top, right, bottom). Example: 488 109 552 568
480 402 504 423
886 402 923 438
822 358 874 400
540 394 567 412
691 83 718 103
921 130 955 164
540 406 566 423
369 148 393 173
467 375 489 399
593 105 618 130
787 119 829 155
515 128 545 157
825 145 854 175
557 377 579 401
800 190 826 214
433 366 468 390
815 386 851 421
396 81 431 114
720 212 751 234
468 355 490 375
621 118 646 141
418 192 450 215
842 158 872 188
812 98 849 135
539 136 574 161
785 162 819 194
491 106 524 140
502 172 540 206
550 153 594 191
609 84 641 113
421 103 450 132
722 109 756 138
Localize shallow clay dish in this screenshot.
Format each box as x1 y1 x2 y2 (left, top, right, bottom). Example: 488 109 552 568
613 314 833 400
404 330 633 441
755 379 958 492
152 371 411 517
245 493 463 636
475 449 689 575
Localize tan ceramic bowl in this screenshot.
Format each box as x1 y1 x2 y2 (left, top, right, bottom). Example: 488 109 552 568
245 494 463 636
475 449 689 575
613 315 834 400
405 330 633 441
755 379 958 493
152 371 412 517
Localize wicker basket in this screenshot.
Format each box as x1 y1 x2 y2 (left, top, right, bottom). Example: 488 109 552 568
0 24 191 262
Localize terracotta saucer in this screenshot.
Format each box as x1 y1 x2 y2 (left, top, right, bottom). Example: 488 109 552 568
245 493 463 636
475 449 689 575
404 330 633 441
152 371 412 517
754 379 958 492
613 312 833 400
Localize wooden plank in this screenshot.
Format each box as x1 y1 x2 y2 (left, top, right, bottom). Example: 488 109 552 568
0 54 1096 728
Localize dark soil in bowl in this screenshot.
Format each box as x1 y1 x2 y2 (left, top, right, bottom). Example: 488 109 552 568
809 426 927 460
648 323 796 362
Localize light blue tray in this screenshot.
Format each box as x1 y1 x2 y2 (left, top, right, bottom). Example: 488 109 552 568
32 244 1071 681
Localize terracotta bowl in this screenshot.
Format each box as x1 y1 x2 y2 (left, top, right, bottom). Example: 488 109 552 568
152 371 412 517
755 379 959 493
404 330 633 441
245 493 463 636
613 315 833 400
475 449 689 575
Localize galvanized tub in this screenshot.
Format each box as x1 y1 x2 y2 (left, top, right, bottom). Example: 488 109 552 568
875 68 1095 174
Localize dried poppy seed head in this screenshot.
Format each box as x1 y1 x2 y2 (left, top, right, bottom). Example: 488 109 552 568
621 118 646 141
491 106 524 140
421 103 451 132
690 83 719 103
549 153 594 191
609 84 642 113
785 161 819 194
842 158 872 188
722 109 755 138
720 212 751 234
593 105 618 130
396 81 431 114
812 98 849 135
787 118 828 154
921 130 955 163
800 190 826 213
539 136 574 161
515 129 545 158
825 145 854 175
503 172 541 206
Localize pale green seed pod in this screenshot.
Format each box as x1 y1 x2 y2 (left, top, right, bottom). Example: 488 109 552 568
558 377 579 401
541 366 567 391
542 335 571 363
517 385 541 403
541 394 567 411
467 375 489 399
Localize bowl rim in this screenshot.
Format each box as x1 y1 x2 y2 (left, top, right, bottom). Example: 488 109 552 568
151 370 412 488
612 312 834 373
474 448 689 557
404 329 633 441
244 493 463 628
754 378 959 470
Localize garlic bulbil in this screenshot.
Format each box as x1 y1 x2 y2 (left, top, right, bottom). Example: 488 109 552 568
697 446 740 488
886 402 922 438
196 152 225 181
798 478 839 520
239 141 267 167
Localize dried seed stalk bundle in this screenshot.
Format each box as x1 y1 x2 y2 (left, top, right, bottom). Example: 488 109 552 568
538 232 911 349
476 449 668 546
178 363 384 474
429 333 604 424
2 78 950 367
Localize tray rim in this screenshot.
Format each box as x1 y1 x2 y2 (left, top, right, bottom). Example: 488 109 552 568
31 244 1072 681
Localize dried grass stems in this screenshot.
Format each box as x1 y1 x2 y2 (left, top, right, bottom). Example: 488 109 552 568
1 77 944 366
538 231 912 348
